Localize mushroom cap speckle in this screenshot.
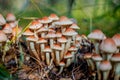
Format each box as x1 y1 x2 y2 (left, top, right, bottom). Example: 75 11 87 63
0 14 6 25
87 29 106 40
112 34 120 47
100 38 117 53
99 60 112 71
92 54 103 62
0 30 8 42
110 53 120 62
6 13 16 22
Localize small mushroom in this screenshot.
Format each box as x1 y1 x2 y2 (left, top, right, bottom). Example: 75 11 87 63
57 61 65 75
49 13 59 21
87 29 106 53
0 14 6 26
99 60 112 80
6 13 16 22
100 38 117 60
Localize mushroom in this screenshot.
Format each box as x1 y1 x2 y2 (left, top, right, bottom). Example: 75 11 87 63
0 30 8 62
9 21 18 28
52 44 62 65
36 26 48 38
112 33 120 52
26 35 40 60
92 53 103 80
100 38 117 60
40 16 52 28
84 53 95 71
37 38 47 61
22 29 34 36
6 13 16 22
43 46 52 65
110 53 120 80
56 31 62 42
49 13 59 21
57 61 65 75
63 28 77 53
57 36 67 59
68 45 78 62
64 52 73 67
99 60 112 80
45 31 56 48
87 29 106 53
0 14 6 26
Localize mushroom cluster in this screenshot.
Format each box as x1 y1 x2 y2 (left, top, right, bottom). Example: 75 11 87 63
22 14 82 74
84 29 120 80
0 13 21 62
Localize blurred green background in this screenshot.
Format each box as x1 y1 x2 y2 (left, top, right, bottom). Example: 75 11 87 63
0 0 120 37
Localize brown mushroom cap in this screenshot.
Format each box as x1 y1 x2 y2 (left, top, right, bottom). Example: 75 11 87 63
63 28 77 36
37 38 47 44
64 52 73 59
36 26 48 33
56 31 62 38
59 61 65 66
29 21 42 30
68 46 77 51
45 31 56 38
84 53 92 59
49 14 59 21
22 29 34 36
57 36 67 43
70 23 80 29
40 16 52 24
87 29 106 40
100 38 117 53
99 60 112 71
53 44 62 51
92 54 103 62
0 30 8 42
26 35 38 42
2 24 12 34
0 14 6 25
6 13 16 22
110 53 120 62
9 21 18 28
112 34 120 47
43 46 52 52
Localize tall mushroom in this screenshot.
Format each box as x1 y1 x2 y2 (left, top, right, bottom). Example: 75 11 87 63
100 38 117 60
43 46 52 65
57 61 65 75
99 60 112 80
52 44 62 65
87 29 106 53
110 53 120 80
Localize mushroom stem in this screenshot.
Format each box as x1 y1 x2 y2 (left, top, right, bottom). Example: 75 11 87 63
66 58 72 67
60 43 65 59
50 39 54 48
114 63 120 80
103 71 109 80
94 42 99 54
65 37 71 53
30 42 40 60
95 62 101 80
71 51 75 62
55 50 60 65
86 59 95 71
107 54 112 61
40 44 45 61
57 66 64 75
41 33 45 38
72 36 76 45
46 52 50 65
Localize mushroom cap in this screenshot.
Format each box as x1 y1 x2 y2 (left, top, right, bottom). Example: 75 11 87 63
87 29 106 40
9 21 18 28
0 30 8 42
43 46 52 52
99 60 112 71
57 36 67 43
84 53 92 59
68 46 77 51
40 16 52 24
112 34 120 47
49 13 59 21
26 35 37 42
2 24 12 34
22 29 34 36
29 21 42 30
63 28 78 36
100 38 117 53
110 53 120 62
59 16 73 25
45 31 56 38
53 44 62 50
92 54 103 62
76 34 82 41
0 14 6 25
36 26 48 33
12 27 22 37
59 61 65 66
37 38 47 44
70 23 80 29
6 13 16 22
64 52 73 59
48 28 56 33
56 31 62 38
